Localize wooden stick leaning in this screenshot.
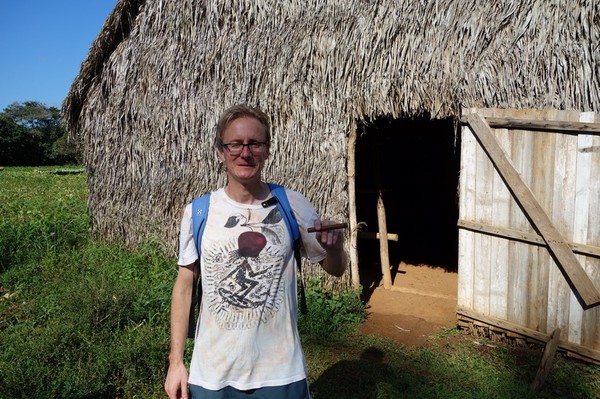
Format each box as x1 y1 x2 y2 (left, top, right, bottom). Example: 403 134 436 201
307 223 348 233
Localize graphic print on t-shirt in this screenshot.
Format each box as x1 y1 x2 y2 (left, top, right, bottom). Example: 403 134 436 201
204 207 289 330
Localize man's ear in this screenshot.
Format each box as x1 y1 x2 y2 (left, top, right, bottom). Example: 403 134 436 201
217 146 226 162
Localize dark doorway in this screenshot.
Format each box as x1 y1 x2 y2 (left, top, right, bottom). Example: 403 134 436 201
355 115 460 301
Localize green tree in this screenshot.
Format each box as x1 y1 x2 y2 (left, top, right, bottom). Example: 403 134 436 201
0 101 80 166
51 133 82 165
0 114 28 165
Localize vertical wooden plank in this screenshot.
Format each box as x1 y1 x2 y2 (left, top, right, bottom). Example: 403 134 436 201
581 114 600 350
457 109 477 310
527 110 555 332
507 125 534 327
473 114 494 315
569 112 595 345
489 123 510 319
547 116 578 337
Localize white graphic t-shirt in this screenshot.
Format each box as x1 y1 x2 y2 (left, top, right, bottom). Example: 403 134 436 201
177 187 327 390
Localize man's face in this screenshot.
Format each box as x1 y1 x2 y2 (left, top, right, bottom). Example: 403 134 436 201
217 116 270 184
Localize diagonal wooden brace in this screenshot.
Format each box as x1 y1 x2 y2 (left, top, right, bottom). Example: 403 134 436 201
531 328 561 390
465 113 600 309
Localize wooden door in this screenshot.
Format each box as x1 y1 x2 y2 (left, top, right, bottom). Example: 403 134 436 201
457 108 600 362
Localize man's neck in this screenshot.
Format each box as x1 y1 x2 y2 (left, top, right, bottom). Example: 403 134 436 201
224 179 271 205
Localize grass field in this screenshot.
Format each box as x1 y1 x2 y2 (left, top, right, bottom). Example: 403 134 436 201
0 167 598 399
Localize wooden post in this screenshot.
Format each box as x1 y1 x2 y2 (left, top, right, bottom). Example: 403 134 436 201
531 328 561 390
347 120 360 289
377 191 392 289
373 145 392 289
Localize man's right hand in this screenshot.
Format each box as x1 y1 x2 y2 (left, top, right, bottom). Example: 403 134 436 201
164 362 189 399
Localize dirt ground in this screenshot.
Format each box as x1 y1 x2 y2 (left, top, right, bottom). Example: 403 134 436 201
360 262 459 347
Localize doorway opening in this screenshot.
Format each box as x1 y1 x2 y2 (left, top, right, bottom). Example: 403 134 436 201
355 115 460 302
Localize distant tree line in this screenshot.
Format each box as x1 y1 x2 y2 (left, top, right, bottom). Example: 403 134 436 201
0 101 81 166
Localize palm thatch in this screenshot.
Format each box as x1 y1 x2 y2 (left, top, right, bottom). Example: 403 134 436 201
63 0 599 289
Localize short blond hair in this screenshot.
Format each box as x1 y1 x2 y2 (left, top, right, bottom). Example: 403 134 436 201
215 105 271 149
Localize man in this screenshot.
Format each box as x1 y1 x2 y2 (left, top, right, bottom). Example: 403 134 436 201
165 105 346 399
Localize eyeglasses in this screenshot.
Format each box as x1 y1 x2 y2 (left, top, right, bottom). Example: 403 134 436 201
221 141 269 156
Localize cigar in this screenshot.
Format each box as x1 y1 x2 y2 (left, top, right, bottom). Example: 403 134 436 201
307 223 348 233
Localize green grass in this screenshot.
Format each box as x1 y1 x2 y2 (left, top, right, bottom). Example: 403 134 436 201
305 331 600 399
0 167 598 399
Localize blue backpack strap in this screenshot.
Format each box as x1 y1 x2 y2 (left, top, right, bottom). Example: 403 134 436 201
267 183 307 314
189 193 210 339
191 193 211 259
267 183 300 247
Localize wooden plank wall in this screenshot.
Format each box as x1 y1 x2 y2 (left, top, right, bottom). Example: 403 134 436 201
457 108 600 355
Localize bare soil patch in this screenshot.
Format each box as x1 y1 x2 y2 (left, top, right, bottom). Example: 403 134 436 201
360 262 459 346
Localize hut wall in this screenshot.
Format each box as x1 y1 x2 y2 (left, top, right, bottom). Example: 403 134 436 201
457 108 600 358
63 0 600 290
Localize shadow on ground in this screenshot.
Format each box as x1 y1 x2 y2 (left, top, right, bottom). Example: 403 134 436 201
310 347 404 399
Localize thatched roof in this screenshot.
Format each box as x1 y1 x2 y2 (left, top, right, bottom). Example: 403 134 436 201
63 0 599 284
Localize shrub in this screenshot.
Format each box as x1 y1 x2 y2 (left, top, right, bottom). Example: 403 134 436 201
298 277 365 342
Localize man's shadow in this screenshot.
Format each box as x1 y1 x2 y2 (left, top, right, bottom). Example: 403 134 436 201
310 347 404 399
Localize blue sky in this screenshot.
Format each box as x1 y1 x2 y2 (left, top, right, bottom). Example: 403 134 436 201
0 1 117 111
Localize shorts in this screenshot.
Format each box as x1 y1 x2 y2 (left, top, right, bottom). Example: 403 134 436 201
189 378 310 399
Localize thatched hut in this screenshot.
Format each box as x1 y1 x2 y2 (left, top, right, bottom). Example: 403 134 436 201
64 0 600 361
